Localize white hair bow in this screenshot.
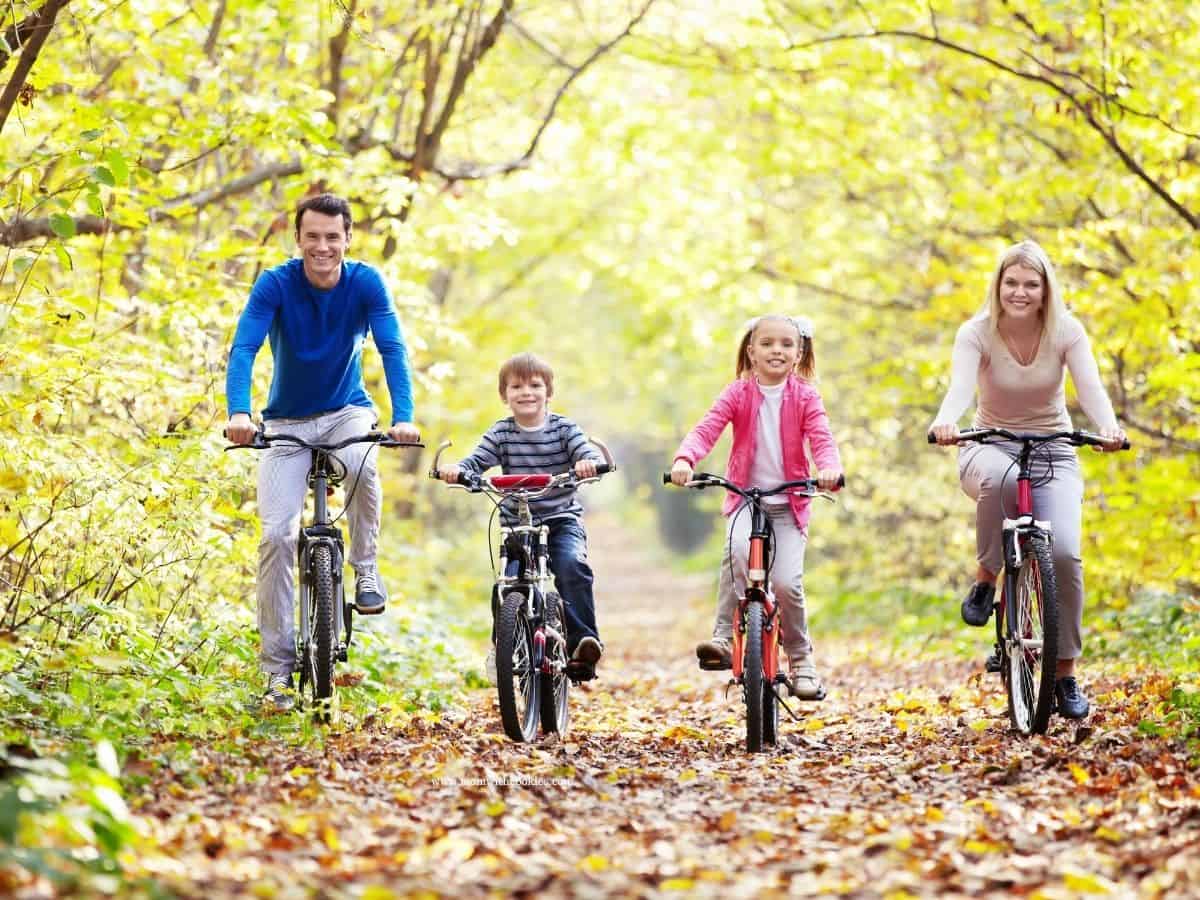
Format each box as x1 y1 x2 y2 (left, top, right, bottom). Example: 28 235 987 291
743 314 814 339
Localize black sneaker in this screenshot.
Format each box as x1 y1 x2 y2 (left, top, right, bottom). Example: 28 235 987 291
1055 676 1090 719
985 649 1002 673
354 570 386 615
961 582 995 627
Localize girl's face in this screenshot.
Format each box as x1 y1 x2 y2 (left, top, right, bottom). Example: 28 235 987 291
998 263 1045 324
746 317 801 386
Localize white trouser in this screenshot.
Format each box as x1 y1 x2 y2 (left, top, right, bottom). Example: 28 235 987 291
256 405 382 675
713 503 812 662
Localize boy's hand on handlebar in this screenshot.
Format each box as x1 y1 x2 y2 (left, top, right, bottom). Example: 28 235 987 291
437 465 462 484
816 469 843 492
388 421 421 443
929 423 959 446
574 459 598 479
225 413 257 446
669 460 694 486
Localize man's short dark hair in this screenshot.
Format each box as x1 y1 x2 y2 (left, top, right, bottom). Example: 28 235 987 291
295 193 352 236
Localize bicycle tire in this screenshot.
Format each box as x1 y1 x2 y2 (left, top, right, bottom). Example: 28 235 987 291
1004 534 1059 735
763 677 779 746
309 544 337 720
496 591 540 742
743 603 765 753
539 592 570 735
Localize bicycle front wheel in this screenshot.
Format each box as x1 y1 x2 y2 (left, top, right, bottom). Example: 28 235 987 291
308 544 337 721
1003 535 1059 735
496 591 541 742
539 592 570 735
743 603 765 753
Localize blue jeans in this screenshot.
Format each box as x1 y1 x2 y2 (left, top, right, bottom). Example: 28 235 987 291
501 517 598 654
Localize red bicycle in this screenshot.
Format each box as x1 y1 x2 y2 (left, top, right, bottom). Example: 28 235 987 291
664 472 842 752
929 428 1128 734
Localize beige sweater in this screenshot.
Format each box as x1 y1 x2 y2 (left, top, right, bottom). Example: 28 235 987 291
933 314 1119 433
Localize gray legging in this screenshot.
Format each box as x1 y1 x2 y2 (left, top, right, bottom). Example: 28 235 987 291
958 441 1085 660
256 405 382 675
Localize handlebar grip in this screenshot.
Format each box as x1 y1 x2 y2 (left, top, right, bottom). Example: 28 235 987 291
595 463 613 476
1121 438 1131 451
836 474 845 488
926 432 937 444
662 473 672 485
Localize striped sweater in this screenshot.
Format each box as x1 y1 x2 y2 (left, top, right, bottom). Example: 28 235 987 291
458 413 601 524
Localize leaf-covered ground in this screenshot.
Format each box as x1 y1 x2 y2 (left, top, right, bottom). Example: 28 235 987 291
125 523 1199 898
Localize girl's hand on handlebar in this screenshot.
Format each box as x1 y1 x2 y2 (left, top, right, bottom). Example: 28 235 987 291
225 413 257 446
816 469 843 492
389 421 421 443
574 459 598 479
929 423 959 446
438 465 462 484
1096 425 1127 453
669 460 694 486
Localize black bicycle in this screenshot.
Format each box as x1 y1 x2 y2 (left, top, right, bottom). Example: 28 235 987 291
430 439 614 742
928 428 1128 734
227 429 422 719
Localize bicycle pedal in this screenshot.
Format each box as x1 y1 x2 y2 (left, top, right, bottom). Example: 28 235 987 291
698 660 732 671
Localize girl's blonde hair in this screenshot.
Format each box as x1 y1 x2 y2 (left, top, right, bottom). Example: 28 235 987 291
983 240 1067 339
735 315 816 381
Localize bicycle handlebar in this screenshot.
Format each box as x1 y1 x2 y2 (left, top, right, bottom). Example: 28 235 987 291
224 429 424 452
926 428 1130 451
661 471 845 494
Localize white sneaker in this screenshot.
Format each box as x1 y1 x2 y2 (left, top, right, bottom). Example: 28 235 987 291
484 644 497 685
788 656 825 700
263 672 295 712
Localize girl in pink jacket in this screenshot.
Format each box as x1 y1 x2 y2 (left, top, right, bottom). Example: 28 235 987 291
669 315 843 699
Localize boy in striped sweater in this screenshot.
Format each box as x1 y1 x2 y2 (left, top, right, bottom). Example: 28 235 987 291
437 353 605 680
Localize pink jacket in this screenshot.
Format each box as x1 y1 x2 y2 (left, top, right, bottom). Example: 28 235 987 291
673 375 842 532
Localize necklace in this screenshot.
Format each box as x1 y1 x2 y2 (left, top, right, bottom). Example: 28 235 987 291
1000 328 1041 366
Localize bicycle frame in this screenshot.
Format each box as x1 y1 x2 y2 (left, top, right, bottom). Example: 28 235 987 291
729 502 781 687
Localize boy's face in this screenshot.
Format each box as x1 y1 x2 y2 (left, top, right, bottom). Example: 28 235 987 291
504 374 550 426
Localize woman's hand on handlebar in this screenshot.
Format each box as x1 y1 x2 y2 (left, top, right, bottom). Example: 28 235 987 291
1095 425 1127 453
669 460 694 486
929 423 959 446
225 413 257 446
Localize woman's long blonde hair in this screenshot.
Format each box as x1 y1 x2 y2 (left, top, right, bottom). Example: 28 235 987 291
983 240 1067 339
735 315 816 381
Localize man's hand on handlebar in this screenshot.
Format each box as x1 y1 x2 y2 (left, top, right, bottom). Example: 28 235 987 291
669 460 694 486
388 421 421 444
225 413 257 446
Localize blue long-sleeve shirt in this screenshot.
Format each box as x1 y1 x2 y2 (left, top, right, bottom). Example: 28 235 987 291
225 258 414 424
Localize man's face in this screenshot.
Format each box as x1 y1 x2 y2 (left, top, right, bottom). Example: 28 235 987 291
296 209 350 288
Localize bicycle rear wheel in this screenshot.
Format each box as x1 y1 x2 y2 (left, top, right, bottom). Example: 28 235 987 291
1003 535 1059 735
539 592 570 735
308 544 337 721
743 603 765 753
496 591 540 742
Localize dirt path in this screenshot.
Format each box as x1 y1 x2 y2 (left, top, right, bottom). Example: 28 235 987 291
133 517 1199 897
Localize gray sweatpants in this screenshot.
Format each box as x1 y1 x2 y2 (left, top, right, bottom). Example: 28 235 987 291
257 405 382 675
958 441 1085 660
713 503 813 663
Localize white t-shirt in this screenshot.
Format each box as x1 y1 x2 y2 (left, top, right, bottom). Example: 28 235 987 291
749 380 790 503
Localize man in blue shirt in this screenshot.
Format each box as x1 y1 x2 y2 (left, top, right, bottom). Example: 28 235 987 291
224 193 420 711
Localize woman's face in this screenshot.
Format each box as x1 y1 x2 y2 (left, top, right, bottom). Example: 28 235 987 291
998 262 1045 324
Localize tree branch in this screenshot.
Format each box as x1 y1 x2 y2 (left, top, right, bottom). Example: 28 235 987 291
0 0 72 136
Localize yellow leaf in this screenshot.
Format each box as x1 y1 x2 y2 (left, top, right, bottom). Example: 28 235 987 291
482 800 506 817
717 810 737 830
322 824 340 851
963 839 1004 854
1063 870 1115 894
803 718 825 732
1094 826 1123 843
661 879 695 891
662 724 709 741
924 806 944 822
677 769 698 783
578 854 609 872
968 719 990 732
1068 763 1091 784
289 815 313 836
361 887 398 900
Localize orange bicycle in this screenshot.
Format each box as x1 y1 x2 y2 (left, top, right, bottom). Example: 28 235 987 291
664 472 842 751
